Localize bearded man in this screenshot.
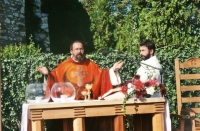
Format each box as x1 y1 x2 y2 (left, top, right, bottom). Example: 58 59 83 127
136 39 162 83
133 40 171 131
37 40 123 100
37 40 124 131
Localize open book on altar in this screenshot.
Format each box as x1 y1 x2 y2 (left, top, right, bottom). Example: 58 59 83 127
98 87 126 100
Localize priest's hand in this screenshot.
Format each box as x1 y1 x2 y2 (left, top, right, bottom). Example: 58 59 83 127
112 61 124 71
36 66 49 75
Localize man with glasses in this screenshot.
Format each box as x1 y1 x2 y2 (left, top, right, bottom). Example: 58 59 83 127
37 40 124 131
37 40 123 100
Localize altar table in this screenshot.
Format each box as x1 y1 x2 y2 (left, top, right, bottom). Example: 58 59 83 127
27 98 166 131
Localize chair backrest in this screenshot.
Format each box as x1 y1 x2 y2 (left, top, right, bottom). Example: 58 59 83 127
175 57 200 116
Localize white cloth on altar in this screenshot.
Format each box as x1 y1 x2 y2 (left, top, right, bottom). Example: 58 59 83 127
164 99 171 131
21 104 29 131
20 68 121 131
20 97 171 131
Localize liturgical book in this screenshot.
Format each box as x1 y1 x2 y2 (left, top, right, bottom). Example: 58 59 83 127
98 87 125 100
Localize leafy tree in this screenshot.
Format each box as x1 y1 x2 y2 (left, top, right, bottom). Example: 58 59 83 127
80 0 200 53
81 0 116 51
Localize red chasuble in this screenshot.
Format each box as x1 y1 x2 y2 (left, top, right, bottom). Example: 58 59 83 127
45 57 119 131
46 57 113 100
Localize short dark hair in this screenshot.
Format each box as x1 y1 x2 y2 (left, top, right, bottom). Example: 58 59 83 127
70 40 84 50
140 39 156 54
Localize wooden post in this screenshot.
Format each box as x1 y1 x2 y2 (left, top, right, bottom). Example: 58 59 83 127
73 118 85 131
152 113 164 131
114 115 125 131
31 120 43 131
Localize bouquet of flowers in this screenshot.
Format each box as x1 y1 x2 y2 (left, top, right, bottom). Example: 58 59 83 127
120 74 167 112
120 74 167 99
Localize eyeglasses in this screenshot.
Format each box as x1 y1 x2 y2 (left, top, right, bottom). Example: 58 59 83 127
73 48 84 51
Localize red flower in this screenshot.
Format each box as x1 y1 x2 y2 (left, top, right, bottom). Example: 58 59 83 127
149 79 158 86
136 89 146 98
134 75 140 80
119 83 125 86
126 79 132 85
144 81 150 87
122 74 167 99
120 85 128 94
136 91 142 98
159 84 167 96
133 80 144 90
159 83 165 89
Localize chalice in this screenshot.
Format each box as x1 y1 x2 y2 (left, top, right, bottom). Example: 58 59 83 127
85 83 93 100
81 90 88 100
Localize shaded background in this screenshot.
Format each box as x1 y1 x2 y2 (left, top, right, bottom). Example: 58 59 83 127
25 0 94 54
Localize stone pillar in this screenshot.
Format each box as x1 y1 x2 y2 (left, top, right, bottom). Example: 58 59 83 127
0 0 26 47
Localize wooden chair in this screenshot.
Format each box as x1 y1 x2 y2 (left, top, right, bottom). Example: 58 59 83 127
174 57 200 131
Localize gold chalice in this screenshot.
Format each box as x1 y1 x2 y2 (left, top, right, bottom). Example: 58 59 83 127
85 83 93 100
81 90 88 100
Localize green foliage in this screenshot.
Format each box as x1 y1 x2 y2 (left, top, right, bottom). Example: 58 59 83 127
0 42 67 130
157 42 200 128
2 1 200 130
88 42 200 129
112 1 139 53
1 42 40 130
132 0 200 48
0 38 41 59
81 0 200 54
1 41 200 130
80 1 200 127
86 52 139 82
81 0 116 51
1 53 67 131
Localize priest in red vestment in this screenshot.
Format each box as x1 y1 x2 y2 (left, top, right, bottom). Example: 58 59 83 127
37 40 123 100
37 40 124 131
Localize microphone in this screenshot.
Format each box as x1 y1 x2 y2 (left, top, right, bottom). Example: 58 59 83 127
102 50 118 56
140 62 163 72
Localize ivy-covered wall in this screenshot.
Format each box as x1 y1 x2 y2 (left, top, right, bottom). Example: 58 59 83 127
1 41 200 131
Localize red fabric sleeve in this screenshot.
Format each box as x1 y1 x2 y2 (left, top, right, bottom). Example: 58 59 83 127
45 69 57 101
100 70 113 96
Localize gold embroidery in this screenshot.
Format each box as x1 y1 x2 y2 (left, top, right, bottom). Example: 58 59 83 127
71 65 88 87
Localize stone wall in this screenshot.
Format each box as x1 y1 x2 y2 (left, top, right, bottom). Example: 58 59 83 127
0 0 92 53
0 0 50 52
0 0 26 46
33 0 50 52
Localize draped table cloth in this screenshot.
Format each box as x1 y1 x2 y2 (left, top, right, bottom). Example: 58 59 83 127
21 98 170 131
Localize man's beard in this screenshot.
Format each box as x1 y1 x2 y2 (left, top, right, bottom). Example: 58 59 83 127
74 53 85 62
141 52 150 60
